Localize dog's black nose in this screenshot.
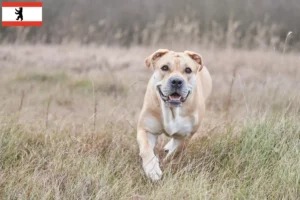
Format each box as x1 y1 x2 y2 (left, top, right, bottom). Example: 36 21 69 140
170 77 184 89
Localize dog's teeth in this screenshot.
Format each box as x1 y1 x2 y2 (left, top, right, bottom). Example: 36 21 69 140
169 96 181 101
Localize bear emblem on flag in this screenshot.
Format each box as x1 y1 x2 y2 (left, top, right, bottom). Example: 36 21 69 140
15 7 23 21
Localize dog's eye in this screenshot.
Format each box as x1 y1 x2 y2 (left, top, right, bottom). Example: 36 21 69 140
161 65 169 71
185 67 192 74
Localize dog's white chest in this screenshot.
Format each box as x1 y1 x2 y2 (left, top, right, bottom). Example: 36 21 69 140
162 106 197 137
163 117 194 137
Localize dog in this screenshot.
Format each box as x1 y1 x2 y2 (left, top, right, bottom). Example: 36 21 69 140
137 49 212 181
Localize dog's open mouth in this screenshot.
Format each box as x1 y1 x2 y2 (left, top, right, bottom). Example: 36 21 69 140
157 86 190 106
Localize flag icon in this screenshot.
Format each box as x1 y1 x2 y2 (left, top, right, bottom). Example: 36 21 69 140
2 2 42 26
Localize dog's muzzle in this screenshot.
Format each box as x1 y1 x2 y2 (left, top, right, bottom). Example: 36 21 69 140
157 85 190 106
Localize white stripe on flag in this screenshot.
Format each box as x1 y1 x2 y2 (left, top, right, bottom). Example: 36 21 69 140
2 7 42 21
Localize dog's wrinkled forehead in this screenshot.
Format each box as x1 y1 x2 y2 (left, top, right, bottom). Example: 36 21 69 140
157 53 185 69
145 49 203 72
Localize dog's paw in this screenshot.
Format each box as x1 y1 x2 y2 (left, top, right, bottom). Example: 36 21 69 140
163 140 172 153
163 139 181 156
143 156 162 181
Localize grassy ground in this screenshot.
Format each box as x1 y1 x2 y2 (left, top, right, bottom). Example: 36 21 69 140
0 45 300 199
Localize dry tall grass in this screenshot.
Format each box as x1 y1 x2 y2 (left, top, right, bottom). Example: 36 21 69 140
1 45 300 199
1 0 299 49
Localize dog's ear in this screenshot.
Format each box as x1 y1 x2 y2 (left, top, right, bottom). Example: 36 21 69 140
145 49 169 68
184 51 203 71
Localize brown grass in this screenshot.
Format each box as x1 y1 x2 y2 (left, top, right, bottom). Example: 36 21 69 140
1 0 299 50
0 45 300 199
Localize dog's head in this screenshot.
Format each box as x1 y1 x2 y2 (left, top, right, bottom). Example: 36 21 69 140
145 49 203 107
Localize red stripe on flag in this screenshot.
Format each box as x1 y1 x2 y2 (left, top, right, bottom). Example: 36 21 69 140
2 21 42 26
2 2 42 7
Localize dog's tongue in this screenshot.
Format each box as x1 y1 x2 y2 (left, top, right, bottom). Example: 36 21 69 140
169 94 181 101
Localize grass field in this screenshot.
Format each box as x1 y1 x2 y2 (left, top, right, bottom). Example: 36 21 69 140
1 45 300 199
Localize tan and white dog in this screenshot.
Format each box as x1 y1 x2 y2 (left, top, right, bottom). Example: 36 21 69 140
137 49 212 181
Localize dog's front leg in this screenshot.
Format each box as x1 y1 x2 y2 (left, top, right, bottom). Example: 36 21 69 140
163 138 189 162
163 138 182 158
137 128 162 181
